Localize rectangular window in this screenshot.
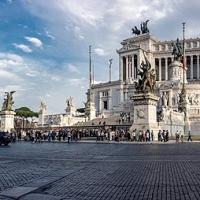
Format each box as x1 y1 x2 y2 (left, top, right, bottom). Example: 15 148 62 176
103 101 108 110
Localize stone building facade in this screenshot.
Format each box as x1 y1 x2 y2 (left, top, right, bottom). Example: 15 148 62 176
91 33 200 135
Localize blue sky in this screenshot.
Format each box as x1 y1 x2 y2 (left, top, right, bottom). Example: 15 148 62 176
0 0 200 114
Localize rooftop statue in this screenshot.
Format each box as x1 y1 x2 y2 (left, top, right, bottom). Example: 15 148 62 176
2 91 16 111
66 96 74 108
132 26 140 35
141 20 149 34
39 101 47 114
132 20 150 35
172 38 183 61
134 51 156 93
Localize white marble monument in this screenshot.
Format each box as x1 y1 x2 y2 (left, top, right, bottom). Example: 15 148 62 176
0 91 16 132
130 93 159 135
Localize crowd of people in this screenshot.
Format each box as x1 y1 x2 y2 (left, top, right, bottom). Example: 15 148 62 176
7 128 192 144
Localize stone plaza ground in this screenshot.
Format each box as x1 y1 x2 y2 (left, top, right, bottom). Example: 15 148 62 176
0 142 200 199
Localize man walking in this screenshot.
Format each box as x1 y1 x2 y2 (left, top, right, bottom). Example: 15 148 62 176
187 130 192 142
67 130 71 143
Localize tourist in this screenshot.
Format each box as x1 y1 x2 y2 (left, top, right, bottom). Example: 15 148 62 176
187 130 192 142
145 130 149 142
58 129 62 141
175 130 179 142
67 131 71 143
180 131 184 143
132 129 136 142
166 130 169 142
127 131 131 141
151 130 154 142
158 130 161 141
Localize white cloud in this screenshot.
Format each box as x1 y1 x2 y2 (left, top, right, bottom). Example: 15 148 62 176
0 85 24 92
0 53 24 68
73 26 85 40
45 31 55 40
25 36 43 48
0 69 19 80
13 43 32 53
68 64 80 74
51 75 61 82
94 48 105 56
66 77 87 87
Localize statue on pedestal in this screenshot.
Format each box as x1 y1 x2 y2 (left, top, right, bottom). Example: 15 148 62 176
134 51 156 93
172 38 183 61
2 91 16 111
132 20 150 35
39 101 47 114
66 96 76 116
132 26 140 35
0 91 16 132
162 92 169 108
141 20 150 34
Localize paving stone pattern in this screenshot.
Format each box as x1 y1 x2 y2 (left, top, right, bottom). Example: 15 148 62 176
0 142 200 199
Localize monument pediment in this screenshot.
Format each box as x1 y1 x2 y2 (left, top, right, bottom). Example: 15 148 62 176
117 44 140 53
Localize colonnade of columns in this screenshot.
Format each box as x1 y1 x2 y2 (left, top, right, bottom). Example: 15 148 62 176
120 54 138 81
120 54 200 82
155 55 200 81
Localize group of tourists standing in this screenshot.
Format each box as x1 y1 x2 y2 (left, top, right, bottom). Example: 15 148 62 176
10 127 193 144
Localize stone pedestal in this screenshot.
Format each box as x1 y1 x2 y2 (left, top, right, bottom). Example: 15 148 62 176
130 93 159 140
89 102 96 120
169 61 187 83
0 110 15 132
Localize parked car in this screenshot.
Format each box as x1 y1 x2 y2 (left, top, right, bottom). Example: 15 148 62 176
0 131 11 146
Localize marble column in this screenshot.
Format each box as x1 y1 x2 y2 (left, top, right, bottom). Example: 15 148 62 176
165 58 168 81
119 56 123 81
169 90 172 108
99 92 102 113
128 56 131 79
159 58 161 81
190 55 193 80
126 56 129 80
131 55 134 79
108 90 112 110
197 55 200 79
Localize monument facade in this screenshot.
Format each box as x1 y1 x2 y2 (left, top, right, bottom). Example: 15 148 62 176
90 21 200 135
38 97 85 127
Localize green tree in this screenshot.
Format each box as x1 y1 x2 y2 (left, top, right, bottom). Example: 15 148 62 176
15 107 38 129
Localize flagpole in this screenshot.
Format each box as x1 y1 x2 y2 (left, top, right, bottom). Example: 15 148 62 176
182 22 186 87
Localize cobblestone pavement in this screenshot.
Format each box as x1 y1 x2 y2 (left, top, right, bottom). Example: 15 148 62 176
0 142 200 199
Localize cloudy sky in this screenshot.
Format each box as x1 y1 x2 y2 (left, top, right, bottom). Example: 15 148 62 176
0 0 200 114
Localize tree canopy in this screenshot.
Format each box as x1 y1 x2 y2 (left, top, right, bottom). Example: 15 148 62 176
15 107 38 118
